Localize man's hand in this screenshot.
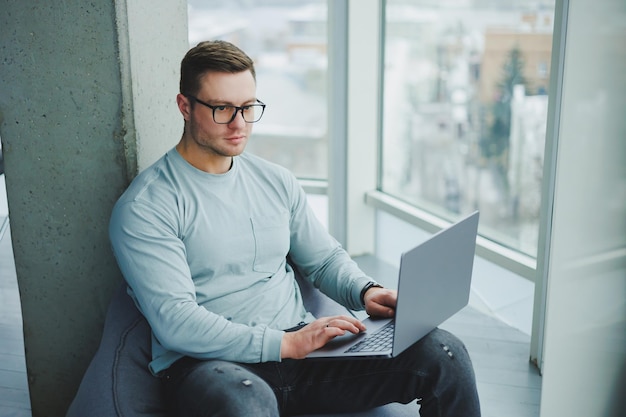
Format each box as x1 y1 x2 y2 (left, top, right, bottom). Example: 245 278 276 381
364 287 397 318
280 315 366 359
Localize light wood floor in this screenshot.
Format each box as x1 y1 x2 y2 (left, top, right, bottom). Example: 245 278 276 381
0 220 31 417
0 219 541 417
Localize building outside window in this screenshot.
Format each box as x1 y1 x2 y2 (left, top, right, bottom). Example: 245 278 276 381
382 0 555 257
187 0 328 181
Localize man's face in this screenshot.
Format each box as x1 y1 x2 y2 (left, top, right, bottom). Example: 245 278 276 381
182 70 257 161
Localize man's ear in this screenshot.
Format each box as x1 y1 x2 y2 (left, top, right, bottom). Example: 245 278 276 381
176 93 192 121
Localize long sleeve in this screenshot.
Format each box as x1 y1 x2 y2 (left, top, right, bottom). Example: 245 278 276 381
110 198 284 374
284 175 372 311
108 149 371 375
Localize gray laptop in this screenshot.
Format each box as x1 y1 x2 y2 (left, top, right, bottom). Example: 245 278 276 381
306 211 479 360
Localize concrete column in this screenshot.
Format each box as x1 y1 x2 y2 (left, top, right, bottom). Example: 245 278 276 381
0 1 187 415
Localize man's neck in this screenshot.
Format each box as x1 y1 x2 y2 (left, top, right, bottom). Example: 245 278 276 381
175 141 233 174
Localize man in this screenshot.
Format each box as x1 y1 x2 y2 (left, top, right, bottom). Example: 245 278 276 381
109 40 480 417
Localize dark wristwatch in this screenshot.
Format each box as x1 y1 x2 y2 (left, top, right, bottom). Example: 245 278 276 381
360 281 383 305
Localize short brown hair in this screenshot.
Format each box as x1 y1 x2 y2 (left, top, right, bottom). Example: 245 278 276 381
180 40 256 96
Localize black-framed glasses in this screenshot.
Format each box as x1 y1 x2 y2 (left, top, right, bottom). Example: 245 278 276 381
187 95 266 124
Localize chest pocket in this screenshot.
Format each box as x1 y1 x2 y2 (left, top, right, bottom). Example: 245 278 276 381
251 211 290 274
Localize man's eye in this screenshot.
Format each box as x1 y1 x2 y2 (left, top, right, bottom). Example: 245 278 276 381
215 105 228 111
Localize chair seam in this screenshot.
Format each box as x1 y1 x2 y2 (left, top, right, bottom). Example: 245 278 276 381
112 315 147 417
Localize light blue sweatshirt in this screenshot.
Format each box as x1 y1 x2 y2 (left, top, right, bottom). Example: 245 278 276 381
109 149 372 375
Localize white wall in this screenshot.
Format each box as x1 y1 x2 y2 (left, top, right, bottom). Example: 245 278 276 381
116 0 189 174
538 0 626 415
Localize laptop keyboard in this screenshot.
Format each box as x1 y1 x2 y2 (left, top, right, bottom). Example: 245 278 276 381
345 321 395 353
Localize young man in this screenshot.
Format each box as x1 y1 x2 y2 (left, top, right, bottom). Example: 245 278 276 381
109 40 481 417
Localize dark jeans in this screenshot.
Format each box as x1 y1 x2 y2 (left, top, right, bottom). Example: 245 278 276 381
161 328 481 417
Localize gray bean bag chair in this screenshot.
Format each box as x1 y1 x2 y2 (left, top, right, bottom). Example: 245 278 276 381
66 268 415 417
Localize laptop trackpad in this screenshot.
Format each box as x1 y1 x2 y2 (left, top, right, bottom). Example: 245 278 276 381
318 330 364 351
306 317 392 358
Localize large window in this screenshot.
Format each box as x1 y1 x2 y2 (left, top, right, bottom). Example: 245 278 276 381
187 0 328 180
382 0 555 257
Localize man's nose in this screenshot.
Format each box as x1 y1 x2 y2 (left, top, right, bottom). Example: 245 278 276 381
229 109 247 126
